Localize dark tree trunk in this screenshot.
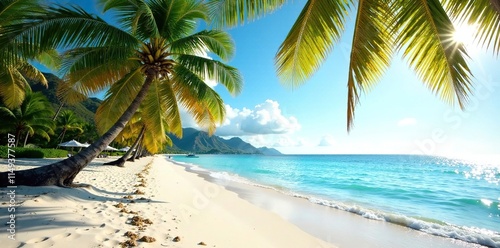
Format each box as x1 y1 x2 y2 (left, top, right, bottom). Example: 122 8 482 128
104 125 145 167
0 76 155 187
127 138 143 162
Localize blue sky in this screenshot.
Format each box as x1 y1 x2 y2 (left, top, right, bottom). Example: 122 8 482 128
59 1 500 160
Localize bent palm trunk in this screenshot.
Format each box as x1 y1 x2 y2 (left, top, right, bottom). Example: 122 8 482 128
104 125 145 167
0 77 154 187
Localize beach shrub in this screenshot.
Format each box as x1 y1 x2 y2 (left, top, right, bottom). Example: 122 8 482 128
0 146 68 158
15 148 45 158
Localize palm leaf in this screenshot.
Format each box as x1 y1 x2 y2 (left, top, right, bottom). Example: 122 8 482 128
275 0 352 87
170 30 235 61
206 0 287 28
95 69 144 134
148 0 208 42
2 4 137 61
443 0 500 55
172 64 225 134
0 65 29 108
394 0 473 109
98 0 160 39
176 54 243 96
58 47 139 100
35 49 62 71
346 0 394 131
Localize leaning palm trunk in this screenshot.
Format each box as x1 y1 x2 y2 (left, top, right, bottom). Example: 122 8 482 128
128 136 144 162
104 125 145 167
0 76 155 187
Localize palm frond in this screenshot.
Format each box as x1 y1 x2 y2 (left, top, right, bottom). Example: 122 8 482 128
95 69 145 134
58 47 139 100
176 54 243 96
170 30 235 61
2 4 137 60
394 0 473 109
346 0 394 131
35 49 62 71
149 0 208 42
172 64 226 134
18 62 48 87
206 0 287 28
275 0 352 87
98 0 160 39
140 79 169 150
0 65 29 108
443 0 500 55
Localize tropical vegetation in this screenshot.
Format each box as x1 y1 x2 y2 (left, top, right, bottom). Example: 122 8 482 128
0 91 55 147
0 0 242 187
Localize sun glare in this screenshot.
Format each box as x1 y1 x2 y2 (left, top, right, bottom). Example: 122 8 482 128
453 23 479 53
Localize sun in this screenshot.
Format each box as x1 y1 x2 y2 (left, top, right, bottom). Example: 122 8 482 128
452 23 479 54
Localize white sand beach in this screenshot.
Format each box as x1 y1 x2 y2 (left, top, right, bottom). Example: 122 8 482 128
1 156 335 248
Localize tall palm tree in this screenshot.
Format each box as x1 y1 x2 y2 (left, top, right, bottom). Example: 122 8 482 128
0 0 242 187
55 110 83 144
0 90 55 147
0 0 60 108
207 0 500 131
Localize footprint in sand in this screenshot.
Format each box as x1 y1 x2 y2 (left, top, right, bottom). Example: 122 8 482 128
50 232 80 241
23 237 55 247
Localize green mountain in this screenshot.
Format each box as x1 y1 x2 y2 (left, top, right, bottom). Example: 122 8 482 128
166 128 282 155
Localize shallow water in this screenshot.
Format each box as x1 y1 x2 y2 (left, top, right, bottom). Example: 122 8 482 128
172 154 500 247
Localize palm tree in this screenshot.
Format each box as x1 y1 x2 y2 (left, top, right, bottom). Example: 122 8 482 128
55 110 83 144
0 0 242 187
207 0 500 131
0 90 55 147
0 0 60 108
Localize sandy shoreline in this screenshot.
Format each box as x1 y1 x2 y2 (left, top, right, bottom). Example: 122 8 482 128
1 156 334 248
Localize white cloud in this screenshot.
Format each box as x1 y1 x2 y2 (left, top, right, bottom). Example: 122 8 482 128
397 117 417 127
318 135 335 146
216 100 301 136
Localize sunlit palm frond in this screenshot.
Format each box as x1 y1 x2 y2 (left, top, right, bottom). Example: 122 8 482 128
98 0 160 40
275 0 352 87
443 0 500 55
18 62 48 87
176 54 243 96
35 49 62 71
140 79 170 151
142 126 173 153
346 0 394 131
206 0 287 28
59 47 139 99
173 64 225 134
149 0 208 42
170 30 235 61
156 77 183 137
115 111 143 144
95 69 145 134
3 4 137 61
0 65 29 108
394 0 473 109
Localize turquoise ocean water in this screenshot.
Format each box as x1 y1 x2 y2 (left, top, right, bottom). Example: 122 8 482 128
171 154 500 247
